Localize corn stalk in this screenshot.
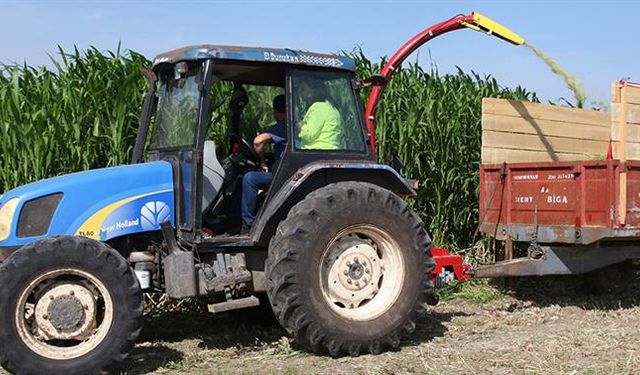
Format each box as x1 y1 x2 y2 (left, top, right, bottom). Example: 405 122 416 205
0 47 537 257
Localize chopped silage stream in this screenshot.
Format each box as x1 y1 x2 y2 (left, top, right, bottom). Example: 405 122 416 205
114 274 639 374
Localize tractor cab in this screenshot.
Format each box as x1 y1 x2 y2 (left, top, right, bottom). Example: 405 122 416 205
133 46 378 246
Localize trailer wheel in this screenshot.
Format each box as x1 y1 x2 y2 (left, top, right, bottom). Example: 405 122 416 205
265 182 434 356
0 236 143 375
586 261 634 295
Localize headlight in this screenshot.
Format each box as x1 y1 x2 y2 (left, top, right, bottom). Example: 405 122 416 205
0 198 19 242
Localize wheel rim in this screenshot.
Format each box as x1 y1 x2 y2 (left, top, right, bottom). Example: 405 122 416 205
319 224 405 321
14 268 114 360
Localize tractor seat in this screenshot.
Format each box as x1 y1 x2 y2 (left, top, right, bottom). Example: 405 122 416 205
202 140 225 214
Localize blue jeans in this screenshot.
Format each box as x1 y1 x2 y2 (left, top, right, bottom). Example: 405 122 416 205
241 171 273 227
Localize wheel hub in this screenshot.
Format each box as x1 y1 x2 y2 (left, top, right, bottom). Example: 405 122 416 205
35 283 97 341
319 226 405 322
347 261 365 280
48 295 85 330
326 235 384 309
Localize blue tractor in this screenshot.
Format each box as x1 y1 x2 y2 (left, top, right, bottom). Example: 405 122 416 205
0 45 434 374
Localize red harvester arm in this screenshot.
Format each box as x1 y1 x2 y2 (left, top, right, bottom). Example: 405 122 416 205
364 12 524 157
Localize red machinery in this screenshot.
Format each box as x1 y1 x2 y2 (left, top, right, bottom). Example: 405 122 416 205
431 247 473 286
476 160 640 279
364 12 639 285
365 12 526 284
364 12 524 157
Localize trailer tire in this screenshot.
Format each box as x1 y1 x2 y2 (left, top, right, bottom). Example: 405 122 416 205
586 261 634 295
0 236 143 375
265 182 434 357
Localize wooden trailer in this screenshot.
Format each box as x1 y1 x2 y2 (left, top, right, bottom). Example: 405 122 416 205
476 82 640 288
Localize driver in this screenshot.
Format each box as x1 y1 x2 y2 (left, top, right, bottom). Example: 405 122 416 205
297 79 342 150
240 94 286 233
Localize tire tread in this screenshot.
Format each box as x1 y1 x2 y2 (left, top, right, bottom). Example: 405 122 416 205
0 236 143 375
265 182 435 357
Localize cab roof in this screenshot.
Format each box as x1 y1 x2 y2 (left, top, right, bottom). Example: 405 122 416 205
152 45 356 72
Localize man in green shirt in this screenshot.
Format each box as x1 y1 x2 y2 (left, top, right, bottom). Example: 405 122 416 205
297 80 343 150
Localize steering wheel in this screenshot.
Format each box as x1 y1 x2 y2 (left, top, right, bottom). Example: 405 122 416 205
230 134 260 164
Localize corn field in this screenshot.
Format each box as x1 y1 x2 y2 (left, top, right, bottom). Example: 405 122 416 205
0 47 536 252
351 51 537 249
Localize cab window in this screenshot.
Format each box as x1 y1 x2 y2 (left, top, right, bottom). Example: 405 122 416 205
291 70 366 152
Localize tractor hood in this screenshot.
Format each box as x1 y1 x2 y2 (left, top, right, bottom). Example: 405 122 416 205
0 161 175 248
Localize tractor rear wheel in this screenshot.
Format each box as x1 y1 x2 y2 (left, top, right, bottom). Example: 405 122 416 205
0 236 143 375
265 182 434 356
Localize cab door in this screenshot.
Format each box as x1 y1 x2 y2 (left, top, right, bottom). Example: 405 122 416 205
145 60 214 242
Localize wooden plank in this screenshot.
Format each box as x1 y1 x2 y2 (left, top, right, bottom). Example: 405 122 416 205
483 130 609 155
612 141 640 160
611 84 640 160
617 82 639 223
483 114 610 141
611 122 640 143
623 84 640 105
611 103 640 126
620 172 628 224
612 81 621 103
482 98 610 127
482 98 612 164
617 96 627 161
481 147 599 164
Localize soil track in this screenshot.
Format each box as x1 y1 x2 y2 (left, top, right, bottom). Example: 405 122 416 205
1 275 638 374
119 274 640 374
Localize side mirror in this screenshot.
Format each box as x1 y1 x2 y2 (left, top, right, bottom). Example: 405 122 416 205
174 62 188 80
141 69 157 95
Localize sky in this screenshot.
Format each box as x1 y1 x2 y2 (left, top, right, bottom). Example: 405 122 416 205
1 0 638 106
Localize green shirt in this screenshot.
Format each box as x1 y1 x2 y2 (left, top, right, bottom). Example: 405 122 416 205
299 101 342 150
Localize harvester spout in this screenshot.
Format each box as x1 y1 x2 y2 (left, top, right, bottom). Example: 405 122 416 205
460 12 525 46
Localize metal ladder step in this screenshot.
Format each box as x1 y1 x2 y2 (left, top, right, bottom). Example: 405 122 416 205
207 295 260 314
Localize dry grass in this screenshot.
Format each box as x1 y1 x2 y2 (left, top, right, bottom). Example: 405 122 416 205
1 275 637 374
112 273 640 375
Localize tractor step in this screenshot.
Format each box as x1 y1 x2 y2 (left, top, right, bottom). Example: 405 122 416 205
207 295 260 313
201 235 253 247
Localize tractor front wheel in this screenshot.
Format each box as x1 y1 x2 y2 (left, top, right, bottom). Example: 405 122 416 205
0 236 143 375
265 182 434 356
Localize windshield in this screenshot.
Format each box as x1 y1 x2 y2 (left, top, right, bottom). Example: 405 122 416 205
150 64 202 149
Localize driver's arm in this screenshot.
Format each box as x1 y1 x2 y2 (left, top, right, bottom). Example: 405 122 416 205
253 133 272 171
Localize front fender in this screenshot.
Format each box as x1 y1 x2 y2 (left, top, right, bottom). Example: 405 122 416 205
252 161 415 246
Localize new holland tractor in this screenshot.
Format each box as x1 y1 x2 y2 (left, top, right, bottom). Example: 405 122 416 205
0 13 521 374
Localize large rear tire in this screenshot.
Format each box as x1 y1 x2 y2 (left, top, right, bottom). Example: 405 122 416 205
0 236 143 375
265 182 434 356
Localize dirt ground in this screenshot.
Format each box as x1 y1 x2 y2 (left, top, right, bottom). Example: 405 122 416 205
1 274 638 375
117 273 640 375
